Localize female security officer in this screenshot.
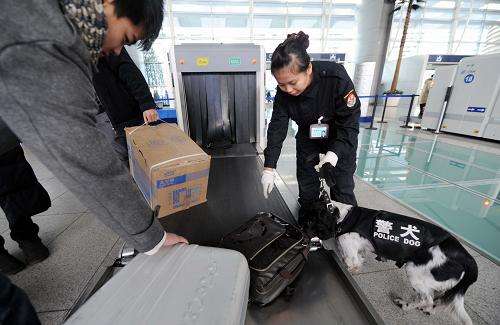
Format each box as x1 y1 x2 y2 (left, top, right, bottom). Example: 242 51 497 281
261 32 360 218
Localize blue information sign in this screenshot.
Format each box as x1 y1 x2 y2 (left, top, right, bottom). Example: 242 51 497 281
428 54 470 63
467 107 486 113
464 74 475 83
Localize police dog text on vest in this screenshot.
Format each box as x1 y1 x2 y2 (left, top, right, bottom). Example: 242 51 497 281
373 219 421 247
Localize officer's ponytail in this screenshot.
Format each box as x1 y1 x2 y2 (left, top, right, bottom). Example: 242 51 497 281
271 31 311 75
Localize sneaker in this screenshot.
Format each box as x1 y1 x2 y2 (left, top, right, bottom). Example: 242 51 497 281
0 250 26 274
18 238 50 265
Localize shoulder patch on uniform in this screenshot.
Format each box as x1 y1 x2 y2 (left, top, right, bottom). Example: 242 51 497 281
344 89 357 108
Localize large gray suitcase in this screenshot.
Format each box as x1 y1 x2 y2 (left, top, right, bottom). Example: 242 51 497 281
66 244 250 325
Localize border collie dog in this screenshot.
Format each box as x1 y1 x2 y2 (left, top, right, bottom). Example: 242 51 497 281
314 198 478 325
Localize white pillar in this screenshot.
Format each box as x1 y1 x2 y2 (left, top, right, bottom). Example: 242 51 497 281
354 1 395 117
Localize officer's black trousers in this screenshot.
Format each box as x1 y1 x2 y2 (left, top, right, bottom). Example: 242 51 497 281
296 136 357 208
0 145 50 249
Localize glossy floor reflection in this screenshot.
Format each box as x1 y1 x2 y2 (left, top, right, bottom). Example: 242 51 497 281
275 123 500 263
387 186 499 254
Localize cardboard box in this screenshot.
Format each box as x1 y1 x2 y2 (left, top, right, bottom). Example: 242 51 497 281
125 123 210 217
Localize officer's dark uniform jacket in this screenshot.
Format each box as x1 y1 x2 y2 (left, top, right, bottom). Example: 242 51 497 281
264 61 360 170
337 206 451 267
92 48 156 130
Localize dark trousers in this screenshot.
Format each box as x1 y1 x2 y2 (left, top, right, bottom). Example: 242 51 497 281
296 136 357 208
0 272 40 325
419 103 426 119
0 146 50 249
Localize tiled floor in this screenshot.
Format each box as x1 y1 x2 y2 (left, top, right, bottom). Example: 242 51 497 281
275 122 500 325
4 122 500 325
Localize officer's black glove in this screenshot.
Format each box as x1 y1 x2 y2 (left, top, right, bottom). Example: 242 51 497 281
319 162 336 188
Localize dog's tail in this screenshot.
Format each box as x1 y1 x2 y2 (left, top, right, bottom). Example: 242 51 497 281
439 250 478 325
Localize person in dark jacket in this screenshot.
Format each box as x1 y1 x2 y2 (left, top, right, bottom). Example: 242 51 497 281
93 47 159 162
0 120 51 275
261 32 360 219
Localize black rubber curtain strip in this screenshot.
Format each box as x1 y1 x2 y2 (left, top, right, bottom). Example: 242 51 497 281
220 74 232 142
234 73 249 143
227 73 236 143
182 72 257 146
248 73 257 143
205 73 223 145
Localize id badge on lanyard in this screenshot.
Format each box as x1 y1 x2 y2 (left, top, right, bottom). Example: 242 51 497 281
309 116 329 140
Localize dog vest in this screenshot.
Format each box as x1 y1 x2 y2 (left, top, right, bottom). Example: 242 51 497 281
336 207 451 267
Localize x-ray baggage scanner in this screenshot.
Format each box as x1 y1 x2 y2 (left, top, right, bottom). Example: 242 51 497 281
170 44 266 150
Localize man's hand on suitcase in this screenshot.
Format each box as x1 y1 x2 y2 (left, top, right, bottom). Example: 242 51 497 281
143 108 159 124
146 207 187 255
164 233 189 246
145 232 188 255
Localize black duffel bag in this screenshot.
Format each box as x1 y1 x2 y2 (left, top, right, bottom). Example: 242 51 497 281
220 212 310 306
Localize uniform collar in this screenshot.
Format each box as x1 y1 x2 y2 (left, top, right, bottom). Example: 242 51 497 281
300 67 320 99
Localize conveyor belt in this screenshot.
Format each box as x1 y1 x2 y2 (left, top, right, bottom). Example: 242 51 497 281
69 147 380 324
159 155 293 245
160 150 376 325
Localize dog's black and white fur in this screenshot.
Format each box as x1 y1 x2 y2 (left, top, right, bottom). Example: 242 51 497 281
326 200 478 325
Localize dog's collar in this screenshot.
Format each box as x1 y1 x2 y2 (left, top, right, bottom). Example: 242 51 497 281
324 201 343 236
334 208 355 237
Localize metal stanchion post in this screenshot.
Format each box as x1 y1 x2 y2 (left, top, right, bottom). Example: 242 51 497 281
400 94 415 128
365 95 378 130
378 95 388 123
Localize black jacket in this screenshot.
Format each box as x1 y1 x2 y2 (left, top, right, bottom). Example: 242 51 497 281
92 48 156 129
337 206 451 267
264 61 360 168
0 118 20 156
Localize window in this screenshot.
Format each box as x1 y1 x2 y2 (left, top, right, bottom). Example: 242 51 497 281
288 16 322 29
388 0 499 58
254 15 286 29
142 0 499 93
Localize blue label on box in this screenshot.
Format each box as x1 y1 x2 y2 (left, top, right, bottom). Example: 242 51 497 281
172 186 201 208
173 188 187 208
467 107 485 113
156 169 209 189
157 175 186 188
